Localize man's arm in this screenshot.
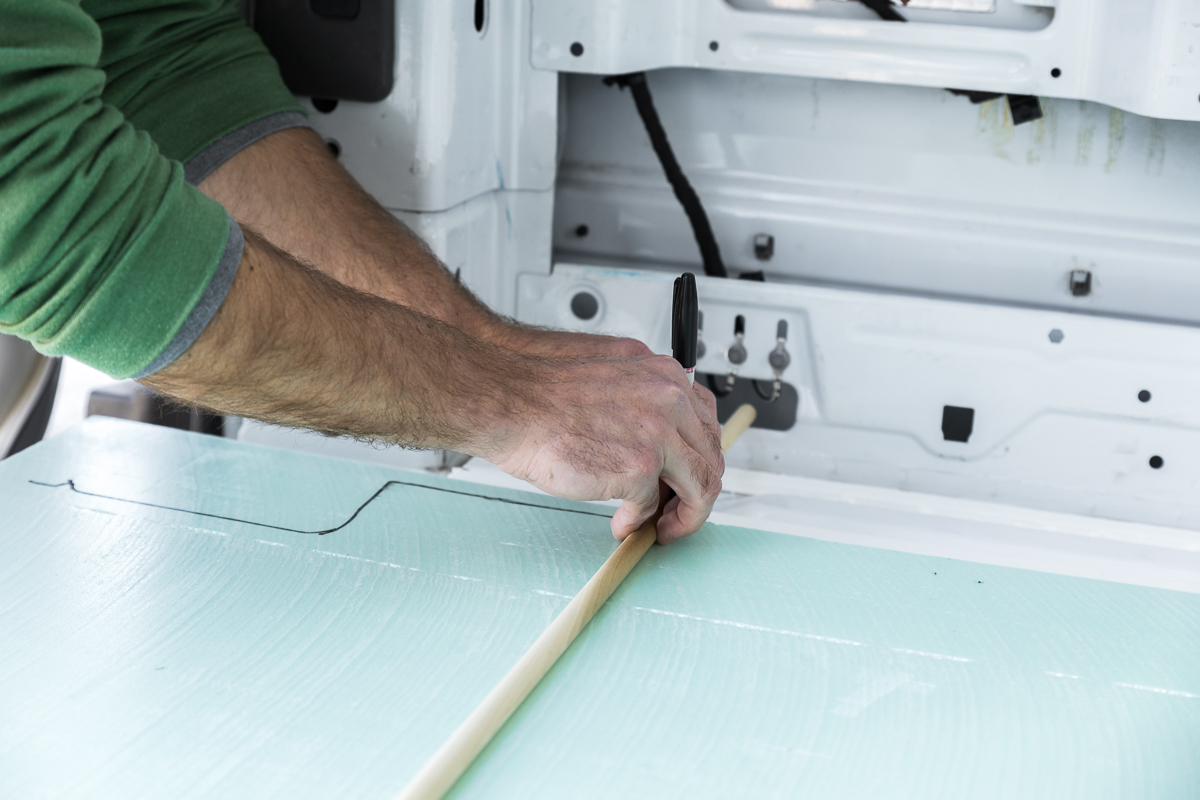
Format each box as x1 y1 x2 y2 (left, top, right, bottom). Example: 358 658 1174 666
196 127 649 359
144 230 724 542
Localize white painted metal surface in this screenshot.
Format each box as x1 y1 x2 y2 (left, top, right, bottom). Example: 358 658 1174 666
532 0 1200 122
519 263 1200 532
555 71 1200 323
291 0 1200 546
300 0 557 213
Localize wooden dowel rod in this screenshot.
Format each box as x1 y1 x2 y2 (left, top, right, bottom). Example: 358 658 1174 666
394 404 757 800
721 402 757 454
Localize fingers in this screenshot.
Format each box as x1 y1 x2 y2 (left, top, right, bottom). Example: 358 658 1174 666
693 382 719 426
650 361 722 482
655 433 722 542
686 382 723 460
613 358 721 543
608 427 719 543
656 495 684 543
610 478 661 541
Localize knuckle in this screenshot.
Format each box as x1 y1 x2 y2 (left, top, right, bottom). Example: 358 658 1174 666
630 450 662 480
693 458 722 499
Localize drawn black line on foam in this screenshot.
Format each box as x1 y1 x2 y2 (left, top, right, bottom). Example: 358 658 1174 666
28 478 613 536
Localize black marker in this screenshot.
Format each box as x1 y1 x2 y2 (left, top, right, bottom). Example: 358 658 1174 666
672 272 699 386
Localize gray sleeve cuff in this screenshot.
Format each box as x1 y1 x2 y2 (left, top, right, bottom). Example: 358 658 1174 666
135 219 243 379
184 110 311 185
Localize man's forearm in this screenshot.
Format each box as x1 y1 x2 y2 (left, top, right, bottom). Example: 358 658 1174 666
196 127 649 359
196 129 502 340
144 228 536 457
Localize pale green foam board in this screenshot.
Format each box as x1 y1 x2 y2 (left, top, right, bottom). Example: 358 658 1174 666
0 417 1196 799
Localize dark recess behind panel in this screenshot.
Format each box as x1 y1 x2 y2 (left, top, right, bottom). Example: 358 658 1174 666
700 373 799 432
250 0 395 103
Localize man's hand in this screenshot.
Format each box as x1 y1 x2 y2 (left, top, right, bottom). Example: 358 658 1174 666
491 356 722 543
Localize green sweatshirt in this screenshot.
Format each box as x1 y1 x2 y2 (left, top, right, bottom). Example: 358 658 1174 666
0 0 305 378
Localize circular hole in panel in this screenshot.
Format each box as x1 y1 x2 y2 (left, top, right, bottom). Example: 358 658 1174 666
1051 67 1062 78
575 224 589 238
709 41 719 51
312 97 338 114
570 291 600 321
1048 328 1064 343
1149 455 1164 469
570 42 584 57
1138 389 1151 403
325 138 341 158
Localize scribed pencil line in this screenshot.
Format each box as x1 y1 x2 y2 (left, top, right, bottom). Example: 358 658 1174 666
28 477 613 536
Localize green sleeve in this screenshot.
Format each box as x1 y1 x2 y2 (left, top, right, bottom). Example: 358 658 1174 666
84 0 307 179
0 0 241 379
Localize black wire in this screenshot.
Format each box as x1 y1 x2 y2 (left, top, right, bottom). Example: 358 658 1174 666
862 2 1040 127
604 72 728 279
858 0 907 21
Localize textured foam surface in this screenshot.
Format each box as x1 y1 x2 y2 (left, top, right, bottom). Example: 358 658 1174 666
1 418 1197 799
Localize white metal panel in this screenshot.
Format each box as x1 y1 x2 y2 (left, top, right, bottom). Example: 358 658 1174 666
554 70 1200 322
394 188 555 316
519 263 1200 531
531 0 1200 121
301 0 558 213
